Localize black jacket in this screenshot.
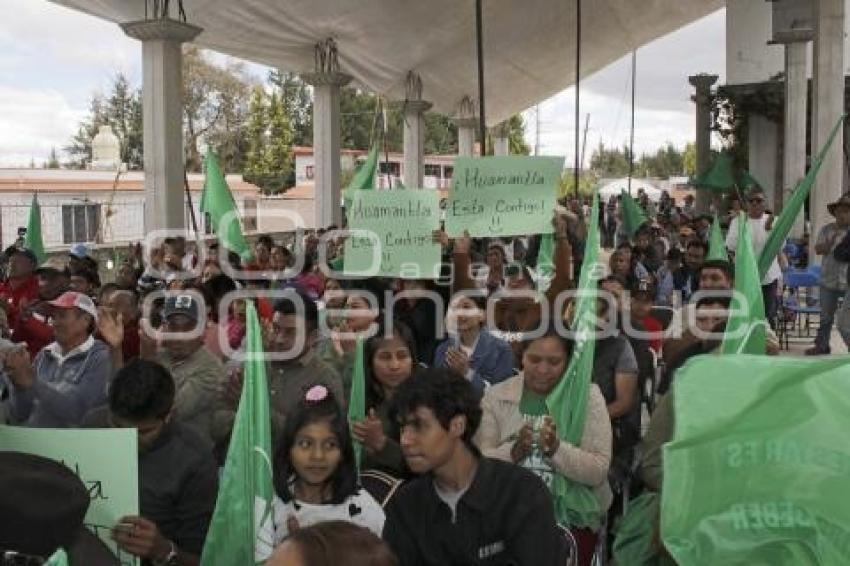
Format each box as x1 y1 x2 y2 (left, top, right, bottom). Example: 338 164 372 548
382 457 567 566
833 230 850 280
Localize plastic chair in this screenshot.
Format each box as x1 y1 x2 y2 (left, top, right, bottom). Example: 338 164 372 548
779 268 821 349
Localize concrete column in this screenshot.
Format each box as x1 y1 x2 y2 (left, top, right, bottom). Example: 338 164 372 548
748 114 780 209
302 71 352 228
121 19 202 233
453 96 477 157
491 121 510 156
783 40 810 238
811 0 845 260
689 74 719 214
399 72 432 188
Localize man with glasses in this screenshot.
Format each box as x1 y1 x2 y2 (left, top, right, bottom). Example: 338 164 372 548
726 188 782 328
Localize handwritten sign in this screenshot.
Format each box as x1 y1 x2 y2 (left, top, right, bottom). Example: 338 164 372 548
0 426 139 565
445 156 564 237
344 189 441 278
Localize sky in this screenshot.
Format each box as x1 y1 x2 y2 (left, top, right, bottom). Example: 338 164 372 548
0 1 725 168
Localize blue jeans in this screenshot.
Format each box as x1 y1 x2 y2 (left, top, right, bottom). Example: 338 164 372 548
815 286 844 351
762 280 779 330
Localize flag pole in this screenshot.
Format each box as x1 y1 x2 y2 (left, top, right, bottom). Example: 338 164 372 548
475 0 487 156
573 0 582 198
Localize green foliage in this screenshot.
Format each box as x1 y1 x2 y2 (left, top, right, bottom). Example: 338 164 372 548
268 70 313 146
46 147 60 169
243 86 267 179
559 172 598 199
589 141 690 179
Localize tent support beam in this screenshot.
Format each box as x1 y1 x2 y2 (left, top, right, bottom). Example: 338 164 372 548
476 0 487 156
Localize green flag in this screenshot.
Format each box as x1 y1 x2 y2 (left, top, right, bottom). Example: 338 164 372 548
545 191 603 529
706 214 726 261
348 337 366 471
661 354 850 565
344 145 379 211
24 194 46 265
201 301 274 564
44 549 68 566
203 147 251 259
758 115 845 280
621 190 649 239
720 212 766 355
691 153 737 194
537 232 555 278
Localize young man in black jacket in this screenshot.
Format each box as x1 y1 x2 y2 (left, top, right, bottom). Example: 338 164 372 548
382 368 567 566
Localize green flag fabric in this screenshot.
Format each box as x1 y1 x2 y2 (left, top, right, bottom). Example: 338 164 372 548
203 147 251 259
201 301 275 565
344 145 379 211
348 337 366 472
544 192 603 529
621 190 649 239
691 153 737 194
706 214 726 261
721 212 767 355
612 492 676 566
758 115 845 280
661 355 850 565
24 194 46 265
44 549 68 566
536 232 556 291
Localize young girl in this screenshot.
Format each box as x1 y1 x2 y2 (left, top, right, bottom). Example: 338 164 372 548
273 385 385 544
351 322 419 478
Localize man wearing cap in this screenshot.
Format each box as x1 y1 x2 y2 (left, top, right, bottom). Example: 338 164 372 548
68 243 98 276
726 187 783 328
10 256 70 358
0 248 40 331
814 193 850 354
3 291 112 427
114 294 226 442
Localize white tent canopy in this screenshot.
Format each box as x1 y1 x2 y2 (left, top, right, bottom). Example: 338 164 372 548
599 178 662 201
51 0 722 125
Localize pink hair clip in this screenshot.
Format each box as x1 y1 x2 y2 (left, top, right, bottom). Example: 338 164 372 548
305 385 329 403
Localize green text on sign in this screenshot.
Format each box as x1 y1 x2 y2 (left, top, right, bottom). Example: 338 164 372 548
445 156 564 237
0 426 139 566
344 189 441 278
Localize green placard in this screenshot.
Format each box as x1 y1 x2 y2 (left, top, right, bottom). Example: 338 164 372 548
0 426 139 565
344 189 441 278
445 156 564 237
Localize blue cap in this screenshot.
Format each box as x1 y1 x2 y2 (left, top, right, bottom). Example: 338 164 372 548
68 244 90 260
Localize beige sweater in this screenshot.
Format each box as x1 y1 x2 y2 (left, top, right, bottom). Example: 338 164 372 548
474 374 613 512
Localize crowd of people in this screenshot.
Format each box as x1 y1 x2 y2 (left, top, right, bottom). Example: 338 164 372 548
0 184 846 566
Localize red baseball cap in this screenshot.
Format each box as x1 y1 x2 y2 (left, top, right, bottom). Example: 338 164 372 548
47 292 98 321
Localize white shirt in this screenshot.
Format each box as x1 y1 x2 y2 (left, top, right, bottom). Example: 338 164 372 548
725 214 782 285
272 488 385 544
44 335 95 366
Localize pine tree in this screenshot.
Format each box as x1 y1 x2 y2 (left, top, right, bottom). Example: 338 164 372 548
243 86 268 179
262 90 293 193
47 147 60 169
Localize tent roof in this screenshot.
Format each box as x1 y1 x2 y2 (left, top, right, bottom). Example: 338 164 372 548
50 0 723 125
599 178 662 201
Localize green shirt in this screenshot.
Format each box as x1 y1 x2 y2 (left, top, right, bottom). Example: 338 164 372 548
518 388 554 489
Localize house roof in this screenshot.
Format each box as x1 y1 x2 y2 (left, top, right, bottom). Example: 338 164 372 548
0 169 260 194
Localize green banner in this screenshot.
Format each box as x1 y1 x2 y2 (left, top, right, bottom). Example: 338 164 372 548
661 355 850 565
344 189 441 278
0 426 139 565
445 156 563 237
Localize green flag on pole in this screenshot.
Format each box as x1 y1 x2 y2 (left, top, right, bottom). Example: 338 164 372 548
536 232 556 290
203 147 251 259
661 354 850 565
201 301 275 565
344 145 379 211
545 191 603 529
24 194 46 265
44 549 68 566
621 190 649 240
721 212 766 355
757 115 845 280
706 214 726 261
348 337 366 472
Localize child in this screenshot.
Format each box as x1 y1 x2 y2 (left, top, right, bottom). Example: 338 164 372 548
272 385 385 544
629 282 663 354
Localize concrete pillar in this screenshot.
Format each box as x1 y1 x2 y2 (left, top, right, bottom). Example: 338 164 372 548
121 18 202 233
302 40 352 228
689 74 719 214
748 114 780 209
400 72 432 188
783 40 810 238
453 96 477 157
811 0 845 260
491 121 510 156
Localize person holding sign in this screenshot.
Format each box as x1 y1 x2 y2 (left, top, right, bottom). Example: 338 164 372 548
83 359 219 565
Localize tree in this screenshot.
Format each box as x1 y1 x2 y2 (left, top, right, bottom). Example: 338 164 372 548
559 172 598 198
261 90 294 194
46 147 60 169
182 46 253 172
683 142 696 176
243 86 268 179
268 70 313 147
65 94 108 169
507 114 530 155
